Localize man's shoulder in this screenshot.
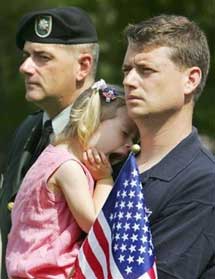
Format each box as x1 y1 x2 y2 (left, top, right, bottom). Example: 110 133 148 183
21 110 43 126
15 110 43 134
7 110 43 154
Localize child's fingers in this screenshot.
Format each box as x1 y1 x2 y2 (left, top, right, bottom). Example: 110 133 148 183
92 148 102 164
99 151 109 165
84 148 101 165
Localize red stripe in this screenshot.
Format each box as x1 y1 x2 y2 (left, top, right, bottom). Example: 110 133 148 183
93 219 112 279
147 265 157 279
73 259 85 279
81 238 105 278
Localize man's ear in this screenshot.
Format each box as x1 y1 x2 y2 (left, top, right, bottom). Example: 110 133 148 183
184 66 202 96
76 53 93 81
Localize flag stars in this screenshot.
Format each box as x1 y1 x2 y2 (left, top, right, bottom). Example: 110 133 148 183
118 211 124 219
116 223 122 230
109 213 114 221
121 190 127 198
131 233 138 242
132 168 138 177
119 201 126 209
132 223 140 231
148 248 153 256
113 244 118 251
143 225 149 233
128 190 135 198
137 256 145 265
141 235 148 244
139 245 146 254
125 266 132 275
136 201 143 210
144 215 149 223
120 243 127 252
118 254 125 263
122 233 129 241
125 212 132 220
129 244 136 253
127 255 134 264
127 201 133 209
138 191 143 200
134 212 142 221
115 201 119 208
123 180 129 187
115 233 120 240
124 223 130 231
130 179 137 187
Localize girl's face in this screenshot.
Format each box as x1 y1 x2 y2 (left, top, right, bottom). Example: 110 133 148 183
88 106 137 159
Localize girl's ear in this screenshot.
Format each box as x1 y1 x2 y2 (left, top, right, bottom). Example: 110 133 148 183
76 53 93 81
184 66 201 96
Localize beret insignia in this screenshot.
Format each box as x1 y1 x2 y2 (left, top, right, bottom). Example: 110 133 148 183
35 15 52 38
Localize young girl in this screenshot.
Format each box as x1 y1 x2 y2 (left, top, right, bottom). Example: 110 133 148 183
6 80 137 279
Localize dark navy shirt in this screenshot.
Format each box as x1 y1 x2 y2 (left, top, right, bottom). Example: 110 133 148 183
114 128 215 279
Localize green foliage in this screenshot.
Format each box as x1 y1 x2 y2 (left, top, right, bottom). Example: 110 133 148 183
1 0 215 170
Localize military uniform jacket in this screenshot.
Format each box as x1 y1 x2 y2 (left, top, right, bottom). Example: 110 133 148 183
0 111 43 279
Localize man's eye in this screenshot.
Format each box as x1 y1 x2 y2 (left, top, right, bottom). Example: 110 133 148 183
122 67 131 76
34 53 51 62
139 67 154 75
20 53 29 63
40 55 50 61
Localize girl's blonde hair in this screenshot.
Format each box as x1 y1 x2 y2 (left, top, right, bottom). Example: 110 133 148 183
54 82 125 148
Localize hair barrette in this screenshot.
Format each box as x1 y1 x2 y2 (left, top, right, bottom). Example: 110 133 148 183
92 79 118 103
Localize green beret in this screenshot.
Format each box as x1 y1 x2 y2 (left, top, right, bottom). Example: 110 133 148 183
16 6 98 49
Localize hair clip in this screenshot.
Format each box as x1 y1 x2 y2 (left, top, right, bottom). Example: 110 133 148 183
92 79 118 103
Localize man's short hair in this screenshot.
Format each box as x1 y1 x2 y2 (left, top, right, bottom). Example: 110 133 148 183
124 15 210 100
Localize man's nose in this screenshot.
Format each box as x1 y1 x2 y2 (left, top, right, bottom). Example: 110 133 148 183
19 57 35 75
123 68 137 88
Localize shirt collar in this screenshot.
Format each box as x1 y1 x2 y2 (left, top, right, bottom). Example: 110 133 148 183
141 127 203 182
43 105 72 135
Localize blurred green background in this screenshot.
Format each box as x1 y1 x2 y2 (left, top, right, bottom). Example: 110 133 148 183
0 0 215 172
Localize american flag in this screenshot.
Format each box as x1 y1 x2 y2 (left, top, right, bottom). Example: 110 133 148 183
73 153 157 279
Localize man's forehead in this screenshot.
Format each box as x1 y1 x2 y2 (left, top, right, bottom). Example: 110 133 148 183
124 45 172 64
23 41 63 52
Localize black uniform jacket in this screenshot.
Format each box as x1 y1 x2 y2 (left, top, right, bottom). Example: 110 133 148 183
0 111 43 279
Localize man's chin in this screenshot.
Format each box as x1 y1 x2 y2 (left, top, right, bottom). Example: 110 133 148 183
25 92 42 103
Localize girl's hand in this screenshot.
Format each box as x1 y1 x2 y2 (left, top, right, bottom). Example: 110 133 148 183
83 148 112 181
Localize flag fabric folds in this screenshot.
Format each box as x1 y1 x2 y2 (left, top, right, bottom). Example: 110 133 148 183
74 153 157 279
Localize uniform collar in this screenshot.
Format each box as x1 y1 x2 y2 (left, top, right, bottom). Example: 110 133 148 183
43 105 72 135
141 127 203 182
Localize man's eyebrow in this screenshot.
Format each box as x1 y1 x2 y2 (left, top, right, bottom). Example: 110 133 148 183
122 64 131 70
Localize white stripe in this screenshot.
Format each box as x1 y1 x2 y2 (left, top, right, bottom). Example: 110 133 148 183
138 262 158 279
138 272 151 279
88 227 108 278
78 246 97 279
98 212 124 279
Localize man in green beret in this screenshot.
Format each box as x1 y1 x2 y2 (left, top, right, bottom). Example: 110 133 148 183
0 6 99 278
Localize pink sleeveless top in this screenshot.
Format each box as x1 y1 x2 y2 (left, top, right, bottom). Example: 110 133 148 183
6 144 94 279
